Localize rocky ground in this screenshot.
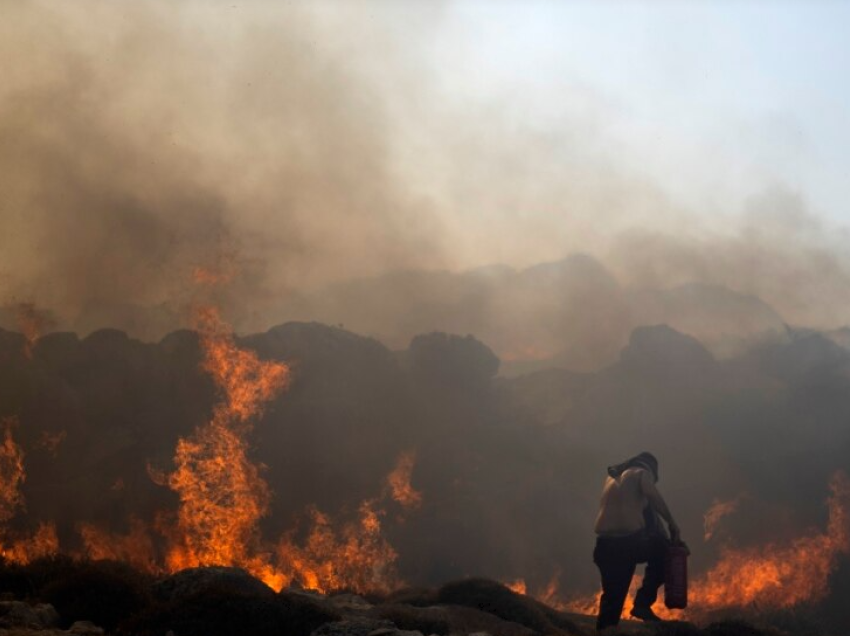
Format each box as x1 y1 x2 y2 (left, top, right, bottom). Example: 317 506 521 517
0 560 798 636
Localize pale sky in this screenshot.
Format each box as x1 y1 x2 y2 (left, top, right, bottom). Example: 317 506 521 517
425 0 850 227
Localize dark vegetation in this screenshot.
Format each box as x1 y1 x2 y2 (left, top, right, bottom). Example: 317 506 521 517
1 308 850 633
436 578 579 635
0 561 805 636
123 587 340 636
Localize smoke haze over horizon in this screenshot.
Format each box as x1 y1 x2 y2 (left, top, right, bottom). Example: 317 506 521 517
3 1 850 359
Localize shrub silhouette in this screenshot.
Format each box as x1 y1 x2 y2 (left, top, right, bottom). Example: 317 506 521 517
437 578 579 635
122 586 340 636
374 603 451 635
378 586 439 607
0 558 32 599
37 559 152 630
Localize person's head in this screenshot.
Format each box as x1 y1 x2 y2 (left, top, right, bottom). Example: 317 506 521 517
607 451 659 482
633 452 659 482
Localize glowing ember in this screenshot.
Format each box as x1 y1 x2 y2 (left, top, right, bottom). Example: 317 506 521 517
165 305 290 588
703 494 746 541
504 578 528 595
386 450 423 510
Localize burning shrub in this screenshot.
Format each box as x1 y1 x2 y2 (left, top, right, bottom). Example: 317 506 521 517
36 558 152 630
437 578 579 635
123 586 340 636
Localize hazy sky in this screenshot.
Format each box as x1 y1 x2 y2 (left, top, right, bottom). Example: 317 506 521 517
433 0 850 226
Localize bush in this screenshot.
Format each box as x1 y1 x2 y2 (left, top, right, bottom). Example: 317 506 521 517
374 604 451 635
443 605 537 636
37 559 152 630
377 586 439 607
0 559 32 599
122 586 340 636
437 578 579 635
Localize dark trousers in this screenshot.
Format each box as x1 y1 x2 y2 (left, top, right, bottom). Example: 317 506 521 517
593 532 667 630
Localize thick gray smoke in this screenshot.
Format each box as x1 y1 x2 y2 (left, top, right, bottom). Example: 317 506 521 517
0 2 447 338
4 1 850 358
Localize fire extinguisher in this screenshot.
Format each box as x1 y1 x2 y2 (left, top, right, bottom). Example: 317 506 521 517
665 543 689 609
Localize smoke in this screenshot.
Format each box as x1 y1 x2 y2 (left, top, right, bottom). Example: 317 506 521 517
0 1 449 338
3 1 850 351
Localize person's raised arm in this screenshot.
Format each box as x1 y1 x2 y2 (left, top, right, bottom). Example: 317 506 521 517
640 469 681 543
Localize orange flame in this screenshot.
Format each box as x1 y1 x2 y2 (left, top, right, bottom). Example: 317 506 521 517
504 578 528 595
386 450 423 510
690 471 850 612
0 420 59 563
3 298 414 592
276 499 400 593
79 518 157 571
165 306 290 588
2 522 59 564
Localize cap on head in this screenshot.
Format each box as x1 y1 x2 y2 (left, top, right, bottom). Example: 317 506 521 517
635 451 659 482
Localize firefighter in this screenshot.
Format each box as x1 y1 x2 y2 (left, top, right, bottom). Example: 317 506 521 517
592 452 684 631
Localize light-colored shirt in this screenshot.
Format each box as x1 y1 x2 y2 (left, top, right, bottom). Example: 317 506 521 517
594 467 649 536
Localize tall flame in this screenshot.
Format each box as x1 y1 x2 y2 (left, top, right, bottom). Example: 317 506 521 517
0 418 25 525
0 418 59 563
165 306 290 585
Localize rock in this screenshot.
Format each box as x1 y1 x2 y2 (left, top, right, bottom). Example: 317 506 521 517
69 620 106 635
152 566 276 602
311 618 396 636
34 603 61 629
0 601 59 629
330 593 373 611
